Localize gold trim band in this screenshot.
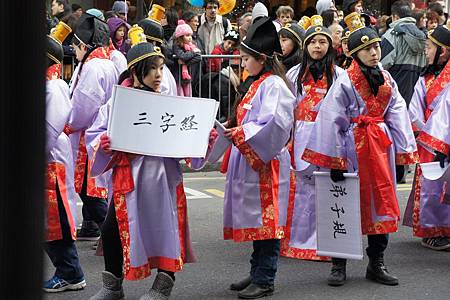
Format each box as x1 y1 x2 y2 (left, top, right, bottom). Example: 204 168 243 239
303 31 332 48
145 35 163 45
46 52 61 65
429 35 450 50
282 27 302 45
348 37 381 56
127 52 165 69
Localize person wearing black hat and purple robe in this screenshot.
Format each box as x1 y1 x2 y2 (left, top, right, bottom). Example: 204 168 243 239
281 15 344 262
278 22 305 72
220 16 295 299
301 12 418 287
65 13 120 242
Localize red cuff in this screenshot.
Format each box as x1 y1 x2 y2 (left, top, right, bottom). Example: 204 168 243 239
231 126 265 171
302 148 347 170
417 131 450 155
396 151 419 165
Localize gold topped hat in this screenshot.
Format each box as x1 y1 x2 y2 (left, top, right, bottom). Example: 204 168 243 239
148 4 165 23
344 12 364 33
303 15 332 47
128 25 147 47
298 16 311 30
310 15 323 27
50 21 72 44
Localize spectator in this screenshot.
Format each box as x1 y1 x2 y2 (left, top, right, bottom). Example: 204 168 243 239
342 0 363 16
71 4 83 18
303 6 318 17
238 12 252 40
172 20 202 96
377 15 391 35
337 10 344 21
112 0 128 21
329 22 343 51
274 6 295 31
162 8 179 42
86 8 105 21
428 2 446 25
381 0 427 105
412 10 427 33
182 11 205 54
107 17 130 56
322 9 339 27
316 0 335 15
209 29 240 72
252 2 268 23
51 0 71 23
104 10 117 21
198 0 232 54
426 11 440 30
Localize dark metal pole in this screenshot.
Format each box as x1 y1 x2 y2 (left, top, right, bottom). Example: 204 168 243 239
0 1 45 299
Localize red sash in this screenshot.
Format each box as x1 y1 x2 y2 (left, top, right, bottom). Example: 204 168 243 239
220 72 272 173
348 61 399 218
46 64 61 81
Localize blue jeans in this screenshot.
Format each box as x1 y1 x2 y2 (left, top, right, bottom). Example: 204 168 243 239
45 184 84 282
250 239 280 286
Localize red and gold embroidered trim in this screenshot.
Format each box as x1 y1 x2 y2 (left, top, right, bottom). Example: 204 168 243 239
231 126 265 171
224 160 285 242
74 133 87 193
362 220 398 235
425 61 450 112
176 183 187 263
46 64 61 81
85 46 112 63
396 152 419 165
302 148 347 170
294 77 327 122
417 131 450 155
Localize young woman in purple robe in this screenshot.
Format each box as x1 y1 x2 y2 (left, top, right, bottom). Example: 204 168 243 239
221 17 296 299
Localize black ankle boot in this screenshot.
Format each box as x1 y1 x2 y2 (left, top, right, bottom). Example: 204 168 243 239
237 283 274 299
328 258 346 286
230 276 252 291
366 256 398 286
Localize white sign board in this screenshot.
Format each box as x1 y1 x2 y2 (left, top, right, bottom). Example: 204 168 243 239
315 172 363 260
207 120 231 163
108 85 218 158
420 161 450 181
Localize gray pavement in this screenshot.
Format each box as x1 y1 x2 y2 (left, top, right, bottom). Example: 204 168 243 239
44 171 450 300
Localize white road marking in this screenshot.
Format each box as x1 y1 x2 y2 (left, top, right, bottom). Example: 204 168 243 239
184 187 213 199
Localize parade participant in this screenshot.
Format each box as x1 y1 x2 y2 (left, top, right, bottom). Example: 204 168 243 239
87 26 198 300
281 15 343 262
44 22 86 293
209 29 240 72
338 28 353 69
138 5 177 96
278 22 305 72
222 17 295 299
172 20 202 96
404 22 450 250
65 13 120 241
302 12 418 287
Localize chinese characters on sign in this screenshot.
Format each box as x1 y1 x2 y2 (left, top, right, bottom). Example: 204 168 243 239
133 112 199 133
330 185 347 239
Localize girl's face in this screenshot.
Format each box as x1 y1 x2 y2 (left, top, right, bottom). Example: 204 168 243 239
419 15 427 28
356 42 381 67
134 57 165 92
342 40 350 56
354 1 363 13
183 34 193 44
307 35 330 60
334 11 340 24
280 37 295 57
115 25 126 41
427 20 438 30
223 40 236 52
73 42 87 61
240 50 264 76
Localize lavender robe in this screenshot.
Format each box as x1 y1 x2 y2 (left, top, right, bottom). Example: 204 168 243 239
303 70 418 235
68 58 119 195
404 80 450 237
86 100 195 280
224 75 295 242
46 79 79 238
162 65 178 96
281 64 343 259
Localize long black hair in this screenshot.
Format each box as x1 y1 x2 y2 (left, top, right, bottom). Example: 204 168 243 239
296 35 335 95
118 55 165 89
279 29 302 71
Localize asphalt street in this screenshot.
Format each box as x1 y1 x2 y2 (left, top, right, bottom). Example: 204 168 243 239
44 171 450 300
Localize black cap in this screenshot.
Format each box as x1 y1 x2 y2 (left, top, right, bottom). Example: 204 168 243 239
74 13 110 47
279 22 305 46
127 42 165 69
47 35 64 65
241 17 282 58
341 27 351 41
344 12 381 56
138 18 164 45
224 29 240 44
429 24 450 50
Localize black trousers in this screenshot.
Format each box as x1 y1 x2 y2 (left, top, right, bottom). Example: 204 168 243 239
45 183 84 282
79 162 107 224
333 234 389 263
101 199 175 280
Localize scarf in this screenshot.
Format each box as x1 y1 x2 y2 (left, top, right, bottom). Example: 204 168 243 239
309 59 325 82
356 58 385 96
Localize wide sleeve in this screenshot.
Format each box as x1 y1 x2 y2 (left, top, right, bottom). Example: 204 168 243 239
384 74 419 165
85 101 114 177
417 86 450 155
301 75 351 170
46 80 72 154
231 78 295 170
408 77 427 131
68 63 109 132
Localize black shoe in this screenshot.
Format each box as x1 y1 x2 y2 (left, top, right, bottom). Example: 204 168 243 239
366 257 398 286
230 276 252 291
421 237 450 250
77 221 101 241
237 283 274 299
327 258 346 286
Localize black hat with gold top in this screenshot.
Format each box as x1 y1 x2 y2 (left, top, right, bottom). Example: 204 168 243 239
303 15 332 47
345 12 381 56
126 25 165 69
298 16 311 31
47 22 72 65
428 20 450 50
279 22 305 46
241 16 282 58
138 4 165 45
